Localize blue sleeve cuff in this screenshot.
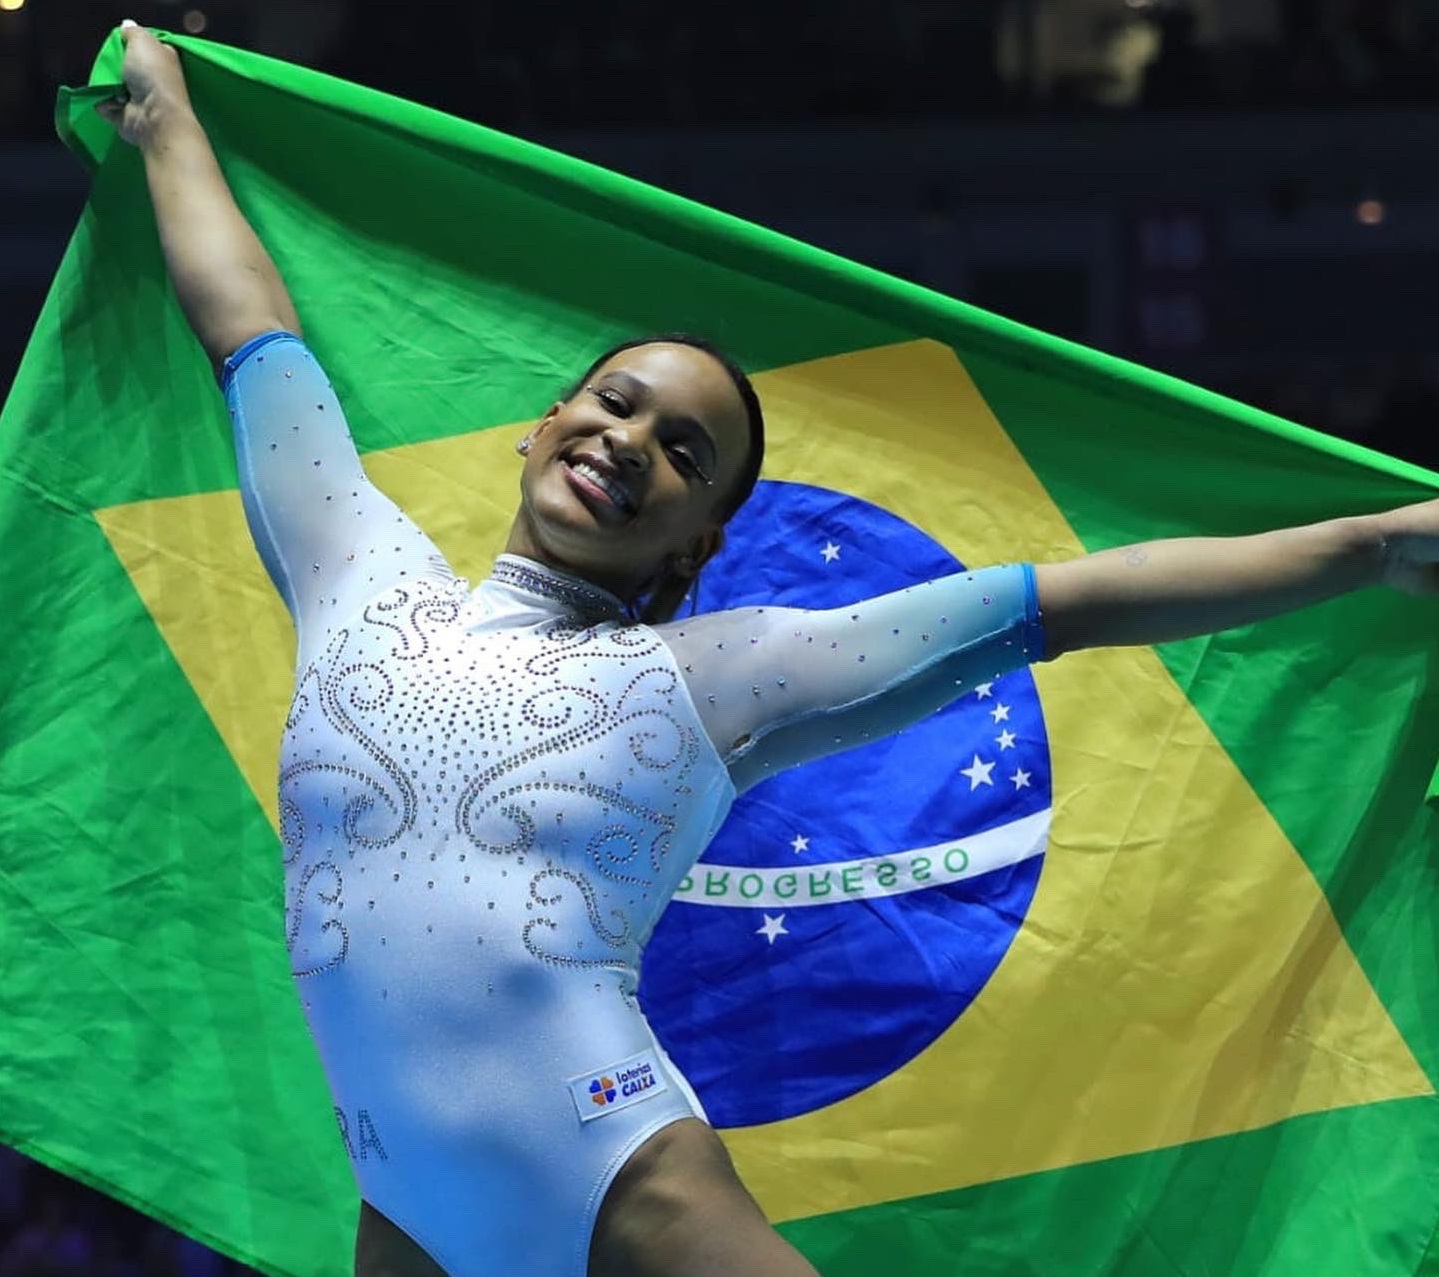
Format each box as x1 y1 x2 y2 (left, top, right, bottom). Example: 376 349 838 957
217 329 304 394
1020 562 1047 663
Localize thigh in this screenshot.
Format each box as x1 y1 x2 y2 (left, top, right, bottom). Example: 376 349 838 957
588 1118 822 1277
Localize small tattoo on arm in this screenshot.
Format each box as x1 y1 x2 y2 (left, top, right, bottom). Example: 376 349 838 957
1125 548 1149 568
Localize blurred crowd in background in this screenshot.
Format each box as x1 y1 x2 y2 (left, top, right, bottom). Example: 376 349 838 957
9 0 1439 132
1230 355 1439 468
1 0 1437 1269
5 0 1439 470
0 1147 260 1275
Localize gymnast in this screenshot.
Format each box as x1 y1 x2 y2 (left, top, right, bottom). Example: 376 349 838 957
99 21 1439 1277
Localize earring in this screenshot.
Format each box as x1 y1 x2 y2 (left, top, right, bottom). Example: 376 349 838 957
517 438 531 455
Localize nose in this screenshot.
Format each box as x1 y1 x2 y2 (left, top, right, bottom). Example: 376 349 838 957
603 421 652 474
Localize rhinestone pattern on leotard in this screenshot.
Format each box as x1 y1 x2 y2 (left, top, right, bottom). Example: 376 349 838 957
279 564 734 1000
489 556 626 623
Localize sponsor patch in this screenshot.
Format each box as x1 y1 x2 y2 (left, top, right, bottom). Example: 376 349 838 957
568 1050 669 1123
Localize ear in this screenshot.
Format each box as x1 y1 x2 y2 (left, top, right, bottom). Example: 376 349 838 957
517 401 566 456
677 525 725 579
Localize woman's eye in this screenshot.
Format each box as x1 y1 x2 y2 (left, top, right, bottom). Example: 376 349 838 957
667 446 707 480
594 387 627 414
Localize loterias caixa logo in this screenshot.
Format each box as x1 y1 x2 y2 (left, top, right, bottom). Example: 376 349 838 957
640 481 1052 1128
589 1076 617 1107
569 1052 669 1123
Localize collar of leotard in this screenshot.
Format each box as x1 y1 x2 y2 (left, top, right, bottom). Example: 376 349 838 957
488 554 628 622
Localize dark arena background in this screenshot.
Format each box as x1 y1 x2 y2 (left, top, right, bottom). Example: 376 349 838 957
2 0 1437 1272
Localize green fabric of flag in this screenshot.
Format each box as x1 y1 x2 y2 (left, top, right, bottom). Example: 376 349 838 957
3 27 1437 1275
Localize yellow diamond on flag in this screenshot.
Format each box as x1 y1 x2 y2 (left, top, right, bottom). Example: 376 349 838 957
96 339 1431 1228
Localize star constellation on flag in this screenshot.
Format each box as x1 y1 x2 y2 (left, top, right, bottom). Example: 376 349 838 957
641 482 1051 1127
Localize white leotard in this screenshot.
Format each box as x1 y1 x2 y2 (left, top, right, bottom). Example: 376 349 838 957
223 331 1045 1276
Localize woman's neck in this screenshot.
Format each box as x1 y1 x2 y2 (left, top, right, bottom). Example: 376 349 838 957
502 512 643 603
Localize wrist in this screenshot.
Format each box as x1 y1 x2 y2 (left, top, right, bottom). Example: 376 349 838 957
1338 513 1392 588
135 93 200 151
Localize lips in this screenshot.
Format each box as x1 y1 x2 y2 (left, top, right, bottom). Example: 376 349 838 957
562 454 637 518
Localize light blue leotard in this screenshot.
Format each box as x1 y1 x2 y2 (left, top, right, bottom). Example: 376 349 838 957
222 331 1046 1276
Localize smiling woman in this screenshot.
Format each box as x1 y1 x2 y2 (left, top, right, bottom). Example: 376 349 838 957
96 18 1439 1277
222 319 1042 1275
507 335 765 622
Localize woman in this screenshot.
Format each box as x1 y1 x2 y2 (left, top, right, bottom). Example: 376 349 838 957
99 21 1438 1277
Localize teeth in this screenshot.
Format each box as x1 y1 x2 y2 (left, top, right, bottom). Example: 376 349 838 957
570 461 633 512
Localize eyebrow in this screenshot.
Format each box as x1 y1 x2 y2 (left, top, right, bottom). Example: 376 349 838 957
603 370 719 468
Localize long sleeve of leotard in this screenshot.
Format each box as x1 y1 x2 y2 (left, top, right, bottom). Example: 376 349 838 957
221 330 455 665
659 564 1045 792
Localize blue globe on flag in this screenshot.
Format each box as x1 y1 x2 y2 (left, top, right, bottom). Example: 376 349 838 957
638 480 1052 1128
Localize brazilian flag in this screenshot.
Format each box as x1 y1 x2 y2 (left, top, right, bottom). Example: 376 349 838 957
4 27 1436 1276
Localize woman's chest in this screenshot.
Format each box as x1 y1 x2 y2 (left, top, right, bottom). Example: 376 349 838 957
280 585 729 883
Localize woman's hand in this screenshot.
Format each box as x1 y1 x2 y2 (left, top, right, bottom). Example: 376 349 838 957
88 18 301 364
1378 498 1439 595
94 21 195 148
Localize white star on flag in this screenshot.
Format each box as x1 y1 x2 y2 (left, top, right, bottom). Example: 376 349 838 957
996 729 1017 750
974 682 994 699
960 755 995 790
1011 768 1032 789
790 833 810 854
820 542 841 563
990 702 1011 723
756 914 789 944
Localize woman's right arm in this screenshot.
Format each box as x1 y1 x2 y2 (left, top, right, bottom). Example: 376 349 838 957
101 24 456 661
100 22 298 367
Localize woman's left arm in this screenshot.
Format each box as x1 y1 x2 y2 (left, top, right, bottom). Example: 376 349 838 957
1034 498 1439 661
661 563 1043 793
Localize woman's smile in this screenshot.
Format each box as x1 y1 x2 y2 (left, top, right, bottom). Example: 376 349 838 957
561 453 638 521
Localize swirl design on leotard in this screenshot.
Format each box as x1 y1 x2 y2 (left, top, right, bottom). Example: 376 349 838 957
455 625 692 864
449 619 702 961
278 792 305 867
287 859 349 978
284 687 311 730
522 866 631 969
361 587 463 662
523 619 660 677
616 666 701 789
280 625 417 849
520 683 608 732
278 572 728 990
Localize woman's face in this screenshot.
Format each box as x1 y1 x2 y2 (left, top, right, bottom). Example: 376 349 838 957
508 342 753 598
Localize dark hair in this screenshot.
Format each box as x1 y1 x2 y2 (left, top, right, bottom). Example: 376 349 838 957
561 332 766 623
